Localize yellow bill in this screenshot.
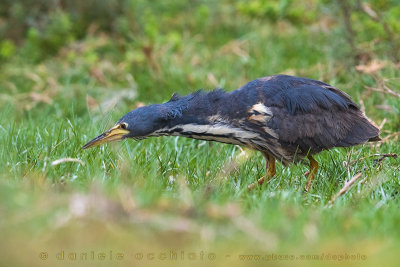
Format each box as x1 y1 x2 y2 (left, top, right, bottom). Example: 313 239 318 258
82 124 130 149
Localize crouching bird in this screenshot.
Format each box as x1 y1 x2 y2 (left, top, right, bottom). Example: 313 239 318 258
82 75 380 191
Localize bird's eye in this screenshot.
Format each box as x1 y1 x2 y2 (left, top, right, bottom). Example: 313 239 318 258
120 123 128 129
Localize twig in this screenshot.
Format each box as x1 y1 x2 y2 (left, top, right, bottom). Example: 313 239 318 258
381 132 400 143
359 99 366 114
378 118 387 131
344 153 398 167
331 153 397 205
383 85 400 98
329 172 363 205
366 85 400 99
373 153 398 167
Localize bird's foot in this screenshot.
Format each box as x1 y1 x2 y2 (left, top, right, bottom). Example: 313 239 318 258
247 175 271 191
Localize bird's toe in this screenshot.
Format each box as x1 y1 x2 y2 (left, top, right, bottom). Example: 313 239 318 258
247 175 272 191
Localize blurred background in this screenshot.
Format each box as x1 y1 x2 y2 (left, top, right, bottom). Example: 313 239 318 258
1 0 400 266
1 0 400 102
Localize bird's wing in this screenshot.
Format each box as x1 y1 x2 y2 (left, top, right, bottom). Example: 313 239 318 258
265 83 379 154
266 81 358 115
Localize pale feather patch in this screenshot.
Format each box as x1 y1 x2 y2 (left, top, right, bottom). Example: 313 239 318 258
249 114 268 123
248 103 277 138
251 103 273 116
179 124 259 139
155 123 260 140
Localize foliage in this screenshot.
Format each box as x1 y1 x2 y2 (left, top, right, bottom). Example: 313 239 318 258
236 0 318 24
324 0 400 61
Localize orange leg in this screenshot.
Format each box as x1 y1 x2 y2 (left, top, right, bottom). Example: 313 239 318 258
305 155 318 191
248 151 276 191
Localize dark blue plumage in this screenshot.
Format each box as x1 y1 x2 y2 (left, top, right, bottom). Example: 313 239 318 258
112 75 379 159
83 74 380 191
235 75 356 114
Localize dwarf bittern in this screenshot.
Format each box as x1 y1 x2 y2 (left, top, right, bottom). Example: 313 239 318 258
83 75 380 191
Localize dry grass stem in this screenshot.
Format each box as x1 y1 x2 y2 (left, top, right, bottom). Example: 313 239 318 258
329 172 363 205
52 158 85 166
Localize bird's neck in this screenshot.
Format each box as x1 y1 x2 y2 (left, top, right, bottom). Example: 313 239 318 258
151 94 258 145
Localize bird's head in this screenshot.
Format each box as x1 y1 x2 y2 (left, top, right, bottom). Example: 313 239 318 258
82 104 167 149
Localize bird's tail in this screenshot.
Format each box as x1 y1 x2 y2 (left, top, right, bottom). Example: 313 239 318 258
368 135 381 142
338 113 380 147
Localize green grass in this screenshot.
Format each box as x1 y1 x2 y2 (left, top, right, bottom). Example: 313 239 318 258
1 1 400 266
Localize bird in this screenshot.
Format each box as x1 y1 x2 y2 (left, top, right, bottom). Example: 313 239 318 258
82 74 380 191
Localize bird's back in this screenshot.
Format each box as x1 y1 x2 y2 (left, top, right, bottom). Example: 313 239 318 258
228 75 380 163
